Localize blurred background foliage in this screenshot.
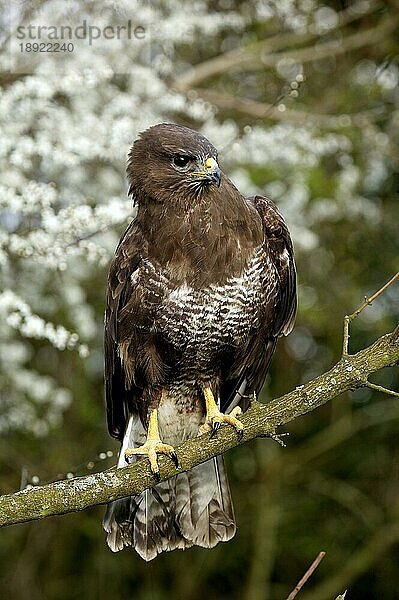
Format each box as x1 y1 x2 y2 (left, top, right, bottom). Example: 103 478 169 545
0 0 398 598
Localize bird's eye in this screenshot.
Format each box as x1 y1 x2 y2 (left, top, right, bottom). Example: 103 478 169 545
173 154 191 168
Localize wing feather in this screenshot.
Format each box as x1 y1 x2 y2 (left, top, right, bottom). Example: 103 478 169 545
221 195 297 413
105 221 145 440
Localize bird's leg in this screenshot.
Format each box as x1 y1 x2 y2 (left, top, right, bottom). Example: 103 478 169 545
199 387 244 439
125 409 178 482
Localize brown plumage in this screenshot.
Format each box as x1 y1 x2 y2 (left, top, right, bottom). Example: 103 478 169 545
103 123 297 560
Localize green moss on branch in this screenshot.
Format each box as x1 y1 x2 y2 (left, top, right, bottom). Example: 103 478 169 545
0 328 397 528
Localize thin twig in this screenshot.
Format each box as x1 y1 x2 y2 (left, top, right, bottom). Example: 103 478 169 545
342 271 399 356
365 382 399 398
286 551 326 600
6 220 129 261
300 521 399 600
349 272 399 320
63 222 125 249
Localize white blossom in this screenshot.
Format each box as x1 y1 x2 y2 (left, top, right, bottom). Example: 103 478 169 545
0 0 395 436
0 290 88 353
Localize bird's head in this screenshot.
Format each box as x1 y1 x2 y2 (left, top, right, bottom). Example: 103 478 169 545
127 123 222 205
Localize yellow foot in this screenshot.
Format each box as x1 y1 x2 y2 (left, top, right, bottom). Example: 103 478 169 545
124 409 178 482
125 440 178 482
199 387 244 439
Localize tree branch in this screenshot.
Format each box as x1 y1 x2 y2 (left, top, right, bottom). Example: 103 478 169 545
173 1 381 92
0 326 398 528
257 15 397 68
189 89 384 129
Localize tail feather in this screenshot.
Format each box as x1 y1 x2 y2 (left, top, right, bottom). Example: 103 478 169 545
103 457 236 560
103 414 236 560
174 456 235 548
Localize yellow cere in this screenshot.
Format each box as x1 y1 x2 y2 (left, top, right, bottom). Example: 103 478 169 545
205 157 218 170
190 156 219 177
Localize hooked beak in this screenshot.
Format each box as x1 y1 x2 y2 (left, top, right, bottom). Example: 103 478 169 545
191 157 222 187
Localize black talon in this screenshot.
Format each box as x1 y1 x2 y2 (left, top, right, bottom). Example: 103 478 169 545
210 421 221 438
170 451 179 468
153 470 161 483
237 428 244 441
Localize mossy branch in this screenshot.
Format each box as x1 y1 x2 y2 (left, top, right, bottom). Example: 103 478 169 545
0 325 398 529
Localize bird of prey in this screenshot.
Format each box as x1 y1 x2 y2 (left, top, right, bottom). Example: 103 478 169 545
103 123 297 560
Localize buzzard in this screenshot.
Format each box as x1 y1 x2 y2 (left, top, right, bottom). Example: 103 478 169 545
103 123 297 560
